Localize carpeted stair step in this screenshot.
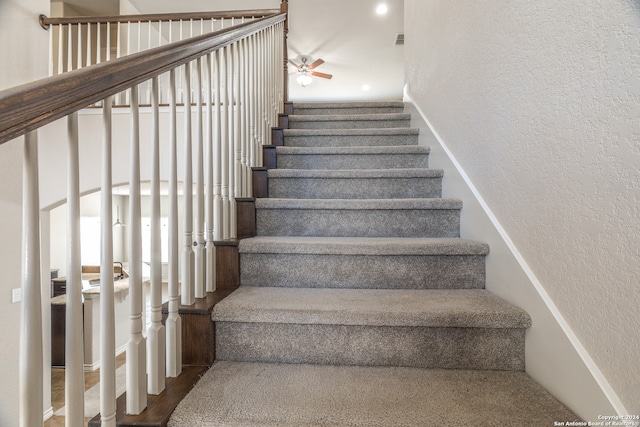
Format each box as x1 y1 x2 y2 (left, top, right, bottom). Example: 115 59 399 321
284 128 420 147
276 145 430 169
169 361 577 427
213 286 531 371
255 198 462 238
292 100 405 115
268 168 443 199
239 236 489 289
288 113 411 130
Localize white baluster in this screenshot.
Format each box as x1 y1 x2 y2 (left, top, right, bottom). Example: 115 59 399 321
167 69 182 378
238 38 247 197
106 22 111 61
182 63 195 306
86 22 92 67
125 22 132 106
233 41 243 201
256 33 264 166
67 24 73 72
97 22 101 64
214 49 223 242
137 20 141 56
127 85 147 414
19 131 43 427
117 23 124 105
48 23 54 76
242 37 251 195
221 46 230 239
57 24 64 74
65 113 85 427
194 57 206 299
247 34 256 171
77 23 83 71
228 44 237 238
148 76 166 394
116 22 121 59
147 21 153 105
100 96 116 427
205 53 216 292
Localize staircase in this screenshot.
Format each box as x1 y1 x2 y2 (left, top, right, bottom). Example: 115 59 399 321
170 101 577 426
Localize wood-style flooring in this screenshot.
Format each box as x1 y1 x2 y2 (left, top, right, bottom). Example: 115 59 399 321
45 352 127 427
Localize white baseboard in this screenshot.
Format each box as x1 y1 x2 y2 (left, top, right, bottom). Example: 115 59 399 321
43 406 54 421
84 342 128 372
403 91 626 419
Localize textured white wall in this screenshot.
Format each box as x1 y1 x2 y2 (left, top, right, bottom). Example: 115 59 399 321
405 0 640 416
0 0 50 424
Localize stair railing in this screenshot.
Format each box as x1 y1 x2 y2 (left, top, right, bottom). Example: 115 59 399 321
0 4 287 426
40 9 279 106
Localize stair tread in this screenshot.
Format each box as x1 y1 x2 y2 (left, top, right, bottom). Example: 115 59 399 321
276 145 429 155
213 286 531 329
255 198 462 210
294 101 405 109
239 236 489 255
288 112 411 122
284 127 419 136
170 361 577 427
268 168 443 178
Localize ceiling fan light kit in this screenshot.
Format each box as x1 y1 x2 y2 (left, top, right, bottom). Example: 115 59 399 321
290 56 333 87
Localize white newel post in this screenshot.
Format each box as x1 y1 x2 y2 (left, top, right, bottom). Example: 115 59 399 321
182 62 195 306
167 69 183 377
66 113 85 426
20 131 43 427
194 57 206 299
100 96 117 427
127 85 148 414
205 53 217 292
148 76 166 394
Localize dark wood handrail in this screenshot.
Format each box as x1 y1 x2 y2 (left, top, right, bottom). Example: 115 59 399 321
40 9 280 27
0 13 285 146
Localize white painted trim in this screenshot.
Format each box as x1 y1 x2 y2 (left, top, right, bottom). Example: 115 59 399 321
404 91 627 416
84 342 128 372
43 406 54 421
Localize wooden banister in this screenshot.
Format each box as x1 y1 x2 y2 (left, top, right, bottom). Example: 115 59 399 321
39 9 280 27
0 13 285 146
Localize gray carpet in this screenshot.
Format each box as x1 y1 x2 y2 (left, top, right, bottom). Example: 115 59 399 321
169 361 578 426
169 101 578 425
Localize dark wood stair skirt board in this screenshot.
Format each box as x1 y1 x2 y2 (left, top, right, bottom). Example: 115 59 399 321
88 365 208 427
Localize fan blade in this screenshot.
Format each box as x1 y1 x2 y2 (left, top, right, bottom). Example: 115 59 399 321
311 71 333 80
288 59 302 69
307 58 325 70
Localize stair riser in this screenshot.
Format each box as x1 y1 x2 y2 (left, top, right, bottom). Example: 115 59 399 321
289 119 411 130
240 253 486 289
269 177 442 199
256 209 460 238
293 107 405 115
216 322 526 371
284 134 419 147
277 154 429 170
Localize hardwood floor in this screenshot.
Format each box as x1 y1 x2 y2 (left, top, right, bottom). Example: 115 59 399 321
45 281 167 426
45 353 127 427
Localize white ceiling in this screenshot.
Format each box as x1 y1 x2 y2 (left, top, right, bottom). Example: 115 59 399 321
51 0 405 101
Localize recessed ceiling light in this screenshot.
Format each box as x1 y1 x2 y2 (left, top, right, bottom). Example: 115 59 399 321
362 84 371 91
376 4 388 15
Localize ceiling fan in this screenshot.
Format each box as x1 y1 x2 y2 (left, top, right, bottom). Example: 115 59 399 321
289 57 333 87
